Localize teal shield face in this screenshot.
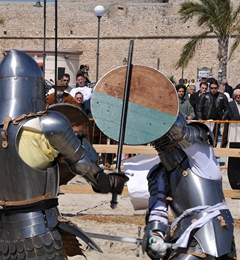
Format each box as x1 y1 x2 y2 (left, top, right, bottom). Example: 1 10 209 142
91 65 179 145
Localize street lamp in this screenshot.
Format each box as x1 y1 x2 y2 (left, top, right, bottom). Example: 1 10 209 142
122 57 127 65
33 0 46 79
94 5 105 83
43 0 46 79
33 0 42 7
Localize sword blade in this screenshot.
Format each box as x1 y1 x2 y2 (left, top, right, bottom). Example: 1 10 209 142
86 232 177 250
86 232 142 245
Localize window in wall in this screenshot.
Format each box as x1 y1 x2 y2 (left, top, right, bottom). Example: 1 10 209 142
58 67 65 80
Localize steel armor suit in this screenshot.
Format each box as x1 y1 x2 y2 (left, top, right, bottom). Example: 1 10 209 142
142 112 236 260
0 50 128 259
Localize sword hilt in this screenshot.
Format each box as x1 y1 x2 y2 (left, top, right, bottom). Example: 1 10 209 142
110 193 118 209
136 226 141 257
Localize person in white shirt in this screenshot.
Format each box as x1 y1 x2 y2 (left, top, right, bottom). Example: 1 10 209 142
218 84 232 102
70 72 92 103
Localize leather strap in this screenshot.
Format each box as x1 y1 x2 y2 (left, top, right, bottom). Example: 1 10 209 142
1 116 12 148
0 192 52 209
13 110 47 125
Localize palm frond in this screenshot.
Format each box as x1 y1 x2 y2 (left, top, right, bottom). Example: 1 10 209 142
175 31 210 69
229 29 240 59
179 0 233 38
228 3 240 35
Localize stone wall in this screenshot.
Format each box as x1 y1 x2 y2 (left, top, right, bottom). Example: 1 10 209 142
0 0 239 87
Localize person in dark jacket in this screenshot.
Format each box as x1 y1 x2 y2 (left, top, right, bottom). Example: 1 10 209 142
229 89 240 120
189 81 208 118
176 84 195 120
222 78 233 98
196 79 230 120
196 79 231 147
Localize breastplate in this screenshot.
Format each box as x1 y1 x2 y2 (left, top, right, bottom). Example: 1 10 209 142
0 119 59 201
168 158 225 217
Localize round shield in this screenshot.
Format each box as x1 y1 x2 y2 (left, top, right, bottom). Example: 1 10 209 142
49 103 92 143
49 103 92 185
91 65 179 145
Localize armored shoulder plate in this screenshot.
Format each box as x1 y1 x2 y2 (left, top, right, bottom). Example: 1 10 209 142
40 111 75 152
0 118 58 202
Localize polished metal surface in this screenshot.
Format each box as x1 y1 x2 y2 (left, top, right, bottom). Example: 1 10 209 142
0 49 45 124
40 110 101 190
0 119 58 201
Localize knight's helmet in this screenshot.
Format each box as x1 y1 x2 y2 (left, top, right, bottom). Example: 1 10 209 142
0 49 45 124
151 112 187 171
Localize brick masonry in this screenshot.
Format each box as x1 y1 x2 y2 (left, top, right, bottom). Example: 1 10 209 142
0 0 239 87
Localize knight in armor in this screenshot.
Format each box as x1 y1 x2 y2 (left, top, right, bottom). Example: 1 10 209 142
142 112 236 259
0 50 128 259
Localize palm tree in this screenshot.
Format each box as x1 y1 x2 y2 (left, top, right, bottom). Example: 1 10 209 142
175 0 240 78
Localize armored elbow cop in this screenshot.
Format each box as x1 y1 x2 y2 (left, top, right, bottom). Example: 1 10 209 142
40 112 128 193
167 112 214 148
65 139 129 193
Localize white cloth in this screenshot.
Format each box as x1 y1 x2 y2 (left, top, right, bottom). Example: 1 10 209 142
171 202 229 248
70 86 92 102
183 142 221 180
123 154 160 210
224 92 232 102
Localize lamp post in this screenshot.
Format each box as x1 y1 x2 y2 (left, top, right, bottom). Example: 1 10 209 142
33 0 42 7
123 57 127 65
94 5 105 83
43 0 46 79
33 0 46 79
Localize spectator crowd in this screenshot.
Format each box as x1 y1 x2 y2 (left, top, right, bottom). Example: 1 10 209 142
45 64 240 149
176 75 240 147
45 64 93 117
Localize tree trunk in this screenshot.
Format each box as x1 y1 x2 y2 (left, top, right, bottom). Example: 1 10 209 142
218 38 229 79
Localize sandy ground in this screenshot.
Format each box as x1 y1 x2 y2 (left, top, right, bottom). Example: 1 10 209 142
58 169 240 260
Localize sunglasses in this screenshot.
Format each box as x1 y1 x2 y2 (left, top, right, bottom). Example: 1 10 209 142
210 87 218 90
63 79 69 82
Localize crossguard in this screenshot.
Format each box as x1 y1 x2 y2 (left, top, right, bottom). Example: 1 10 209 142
136 226 141 257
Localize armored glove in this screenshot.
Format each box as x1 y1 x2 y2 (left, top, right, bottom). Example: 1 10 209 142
147 233 168 259
142 220 170 259
93 171 129 194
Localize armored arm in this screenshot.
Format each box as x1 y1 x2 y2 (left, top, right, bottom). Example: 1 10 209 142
40 111 128 193
166 112 214 149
